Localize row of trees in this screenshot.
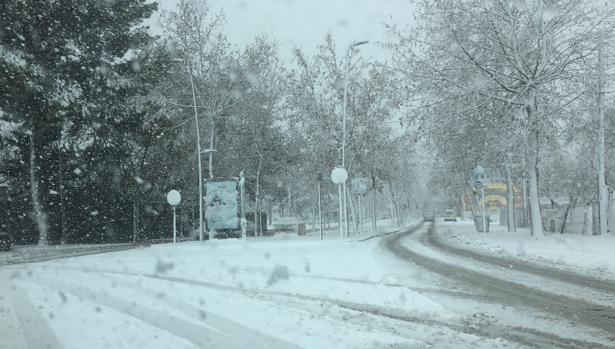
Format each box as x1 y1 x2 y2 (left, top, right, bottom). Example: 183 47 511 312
390 0 615 236
7 0 609 244
0 0 418 245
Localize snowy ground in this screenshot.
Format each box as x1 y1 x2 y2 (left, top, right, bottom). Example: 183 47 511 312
438 220 615 280
2 220 613 349
1 220 524 349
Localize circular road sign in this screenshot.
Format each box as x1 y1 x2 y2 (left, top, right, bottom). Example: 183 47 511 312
166 190 181 206
331 167 348 184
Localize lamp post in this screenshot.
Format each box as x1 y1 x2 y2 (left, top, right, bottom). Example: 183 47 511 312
174 58 204 242
331 167 348 239
341 40 368 237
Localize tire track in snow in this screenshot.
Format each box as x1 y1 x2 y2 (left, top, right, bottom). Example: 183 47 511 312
74 265 609 349
5 283 64 349
17 276 287 349
143 272 612 349
384 224 615 348
83 271 303 349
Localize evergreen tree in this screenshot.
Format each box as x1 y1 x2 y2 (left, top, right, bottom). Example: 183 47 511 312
0 0 158 244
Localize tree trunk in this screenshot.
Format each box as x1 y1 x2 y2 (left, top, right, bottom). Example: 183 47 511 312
347 190 359 235
609 191 615 234
371 175 378 236
255 156 262 237
505 164 516 232
30 133 48 246
526 89 544 237
527 152 543 236
596 42 608 236
287 183 293 217
522 158 528 227
560 196 575 234
597 41 608 236
584 203 593 236
133 200 139 242
387 180 401 227
208 123 215 179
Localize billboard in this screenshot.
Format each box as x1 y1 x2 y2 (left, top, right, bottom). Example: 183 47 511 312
204 179 240 231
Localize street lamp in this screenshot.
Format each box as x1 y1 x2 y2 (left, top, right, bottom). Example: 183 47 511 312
341 40 368 237
174 58 204 242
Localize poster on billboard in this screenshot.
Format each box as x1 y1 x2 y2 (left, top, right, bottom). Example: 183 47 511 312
204 179 240 231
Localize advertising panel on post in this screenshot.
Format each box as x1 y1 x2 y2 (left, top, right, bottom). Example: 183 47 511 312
204 178 240 231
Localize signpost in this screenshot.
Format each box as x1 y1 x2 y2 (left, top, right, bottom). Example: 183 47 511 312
331 167 348 239
166 190 181 243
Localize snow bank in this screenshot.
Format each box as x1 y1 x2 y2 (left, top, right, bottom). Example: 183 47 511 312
439 220 615 279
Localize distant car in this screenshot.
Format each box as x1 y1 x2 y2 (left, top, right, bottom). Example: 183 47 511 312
0 232 12 251
444 209 457 222
423 212 435 222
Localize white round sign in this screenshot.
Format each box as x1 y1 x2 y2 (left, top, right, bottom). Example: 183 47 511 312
331 167 348 184
166 190 181 206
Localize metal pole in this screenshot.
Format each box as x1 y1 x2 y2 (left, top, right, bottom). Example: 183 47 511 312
482 187 487 232
338 184 344 239
189 68 204 242
173 206 177 244
240 172 247 240
318 181 323 240
343 182 349 237
180 206 183 238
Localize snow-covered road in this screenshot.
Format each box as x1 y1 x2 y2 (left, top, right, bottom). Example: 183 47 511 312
388 223 615 348
2 223 613 348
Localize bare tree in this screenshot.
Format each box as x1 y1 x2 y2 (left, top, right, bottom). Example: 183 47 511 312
392 0 615 236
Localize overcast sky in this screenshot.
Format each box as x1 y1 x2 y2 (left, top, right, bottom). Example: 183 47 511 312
149 0 414 61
